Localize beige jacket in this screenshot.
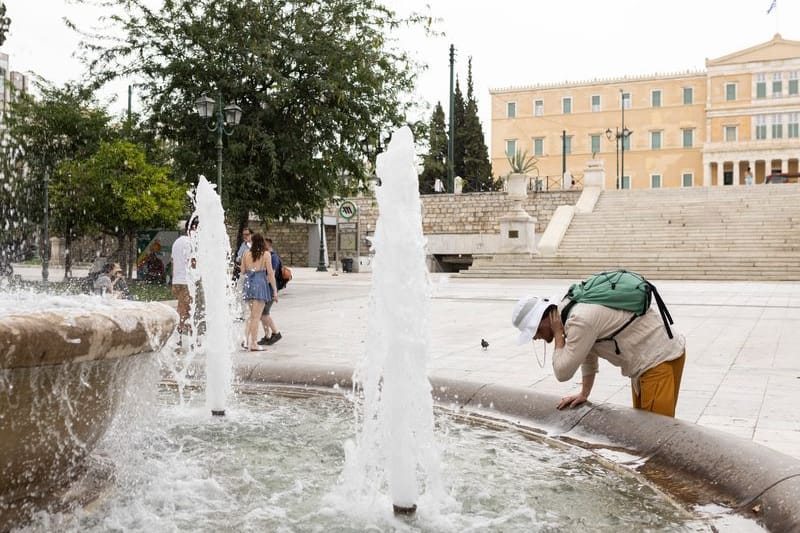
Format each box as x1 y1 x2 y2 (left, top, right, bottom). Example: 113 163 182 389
552 301 685 391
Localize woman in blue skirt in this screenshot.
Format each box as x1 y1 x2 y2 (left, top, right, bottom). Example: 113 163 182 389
241 233 278 350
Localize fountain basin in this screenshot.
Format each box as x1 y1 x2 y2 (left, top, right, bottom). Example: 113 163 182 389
0 300 176 528
17 382 738 531
233 359 800 532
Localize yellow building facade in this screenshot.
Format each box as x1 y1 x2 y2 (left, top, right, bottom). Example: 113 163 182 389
490 34 800 189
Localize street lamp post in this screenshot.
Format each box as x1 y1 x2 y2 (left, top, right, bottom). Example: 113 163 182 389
605 89 632 189
42 170 49 284
195 93 243 197
316 207 327 272
605 127 620 188
360 133 386 186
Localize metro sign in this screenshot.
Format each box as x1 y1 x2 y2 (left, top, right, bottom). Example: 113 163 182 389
338 200 357 220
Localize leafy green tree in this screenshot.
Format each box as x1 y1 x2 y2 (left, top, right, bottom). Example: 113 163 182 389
419 102 447 193
0 82 112 277
461 58 496 192
74 0 429 229
59 140 186 273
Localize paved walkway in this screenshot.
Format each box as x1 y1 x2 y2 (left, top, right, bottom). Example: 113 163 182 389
11 264 800 460
241 267 800 461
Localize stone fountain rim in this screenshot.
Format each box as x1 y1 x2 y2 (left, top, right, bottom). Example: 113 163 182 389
234 359 799 533
0 301 177 369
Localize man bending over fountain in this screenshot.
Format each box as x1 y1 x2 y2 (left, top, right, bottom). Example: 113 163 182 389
512 294 686 417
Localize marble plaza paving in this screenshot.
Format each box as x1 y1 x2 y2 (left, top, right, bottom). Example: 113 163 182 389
10 264 800 461
241 267 800 461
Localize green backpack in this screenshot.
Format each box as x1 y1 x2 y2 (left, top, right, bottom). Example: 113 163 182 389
560 270 674 354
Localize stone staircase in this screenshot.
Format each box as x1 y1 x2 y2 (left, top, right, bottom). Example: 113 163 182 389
461 184 800 280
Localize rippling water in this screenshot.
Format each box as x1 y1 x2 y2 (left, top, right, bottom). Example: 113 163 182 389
15 386 753 533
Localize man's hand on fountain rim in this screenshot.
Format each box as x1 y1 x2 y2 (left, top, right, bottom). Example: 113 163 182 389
557 393 588 410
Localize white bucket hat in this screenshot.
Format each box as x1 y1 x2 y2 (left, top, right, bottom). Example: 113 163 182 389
511 296 556 345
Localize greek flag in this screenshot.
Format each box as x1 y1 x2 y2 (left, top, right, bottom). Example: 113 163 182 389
767 0 776 14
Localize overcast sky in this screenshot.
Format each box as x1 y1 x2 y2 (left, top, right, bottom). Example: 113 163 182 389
2 0 797 141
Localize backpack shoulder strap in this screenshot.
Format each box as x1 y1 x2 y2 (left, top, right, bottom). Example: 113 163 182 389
650 284 674 339
598 313 639 355
560 299 577 326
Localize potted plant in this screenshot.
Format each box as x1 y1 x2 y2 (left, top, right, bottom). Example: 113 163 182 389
506 149 538 197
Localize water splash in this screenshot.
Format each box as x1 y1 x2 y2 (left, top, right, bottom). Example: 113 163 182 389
340 126 444 514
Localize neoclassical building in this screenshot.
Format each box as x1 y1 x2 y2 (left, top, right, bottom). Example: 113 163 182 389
0 52 29 131
490 34 800 188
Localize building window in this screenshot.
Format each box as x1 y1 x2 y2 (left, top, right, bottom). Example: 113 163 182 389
682 128 693 148
506 102 516 118
771 114 783 139
590 134 600 154
756 115 768 140
790 72 798 96
650 131 662 150
683 87 693 105
772 73 782 96
682 173 693 187
622 92 631 109
533 137 544 156
534 99 543 116
651 174 662 188
620 176 631 189
789 113 799 138
591 94 601 112
505 139 517 157
724 126 737 142
564 135 573 154
651 90 661 107
756 74 767 99
562 97 572 114
622 135 631 151
725 83 737 101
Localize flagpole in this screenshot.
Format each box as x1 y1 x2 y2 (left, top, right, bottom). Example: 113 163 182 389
775 1 779 34
767 0 778 33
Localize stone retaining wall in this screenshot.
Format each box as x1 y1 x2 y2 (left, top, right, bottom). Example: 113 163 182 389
49 190 580 269
267 190 580 266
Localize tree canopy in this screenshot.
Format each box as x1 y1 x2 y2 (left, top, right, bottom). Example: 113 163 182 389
58 139 186 247
0 82 113 267
73 0 431 227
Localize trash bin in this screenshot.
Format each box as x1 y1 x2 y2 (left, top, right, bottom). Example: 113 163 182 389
341 257 354 273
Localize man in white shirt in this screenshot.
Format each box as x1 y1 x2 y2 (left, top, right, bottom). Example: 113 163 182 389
171 217 198 335
233 227 252 282
236 228 252 264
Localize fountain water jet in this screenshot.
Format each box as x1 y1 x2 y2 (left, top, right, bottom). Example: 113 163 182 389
342 126 443 517
192 176 234 416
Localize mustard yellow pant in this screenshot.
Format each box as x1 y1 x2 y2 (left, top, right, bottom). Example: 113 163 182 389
631 351 686 417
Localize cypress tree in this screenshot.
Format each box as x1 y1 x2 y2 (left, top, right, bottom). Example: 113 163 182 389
452 77 466 183
420 102 448 193
462 58 496 191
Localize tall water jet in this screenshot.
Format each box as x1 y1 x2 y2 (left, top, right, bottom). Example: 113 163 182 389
193 176 234 416
342 126 442 516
